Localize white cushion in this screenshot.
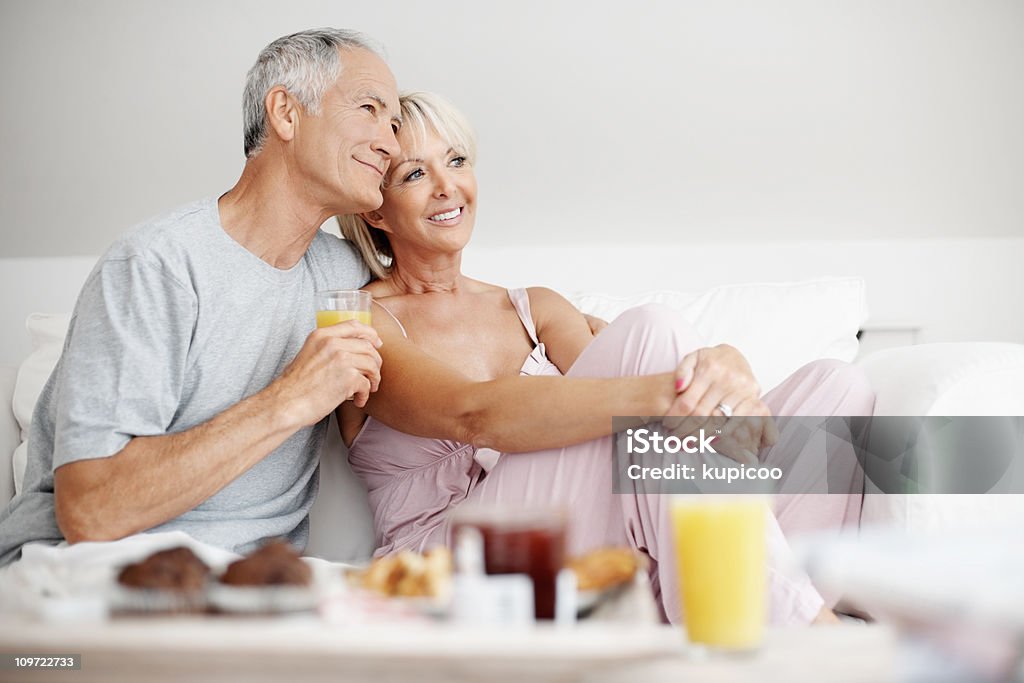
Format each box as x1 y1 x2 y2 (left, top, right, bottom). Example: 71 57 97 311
305 416 374 562
857 342 1024 417
0 364 17 504
856 342 1024 532
11 314 70 495
569 277 867 392
12 441 27 497
12 314 70 442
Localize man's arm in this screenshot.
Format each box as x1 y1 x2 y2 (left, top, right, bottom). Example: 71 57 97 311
54 320 382 543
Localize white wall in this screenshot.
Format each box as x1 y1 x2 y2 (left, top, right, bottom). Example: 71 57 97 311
1 0 1022 257
1 1 1021 365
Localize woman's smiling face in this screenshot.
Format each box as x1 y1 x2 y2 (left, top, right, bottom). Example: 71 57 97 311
365 124 478 255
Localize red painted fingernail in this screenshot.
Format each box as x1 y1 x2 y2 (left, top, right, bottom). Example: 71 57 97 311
675 379 686 392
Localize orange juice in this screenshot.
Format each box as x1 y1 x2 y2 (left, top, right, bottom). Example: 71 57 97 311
671 498 766 649
316 310 372 328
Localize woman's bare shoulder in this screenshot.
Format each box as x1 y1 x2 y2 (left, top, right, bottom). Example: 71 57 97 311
526 286 576 313
364 279 394 297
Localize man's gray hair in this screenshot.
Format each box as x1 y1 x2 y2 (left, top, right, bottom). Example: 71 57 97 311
242 28 382 158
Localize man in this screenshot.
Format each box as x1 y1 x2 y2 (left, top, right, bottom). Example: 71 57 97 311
0 28 399 565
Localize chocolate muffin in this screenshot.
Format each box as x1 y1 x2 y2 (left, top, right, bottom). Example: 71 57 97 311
220 540 312 587
117 546 211 593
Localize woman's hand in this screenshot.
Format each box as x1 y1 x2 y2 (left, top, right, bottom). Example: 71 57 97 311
660 345 776 465
704 400 779 464
661 397 777 465
671 344 761 418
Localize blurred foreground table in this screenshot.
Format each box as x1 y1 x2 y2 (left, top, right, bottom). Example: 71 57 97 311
0 617 897 683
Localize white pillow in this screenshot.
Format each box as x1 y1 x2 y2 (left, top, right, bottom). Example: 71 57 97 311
12 314 71 495
856 342 1024 532
13 314 71 441
857 342 1024 417
11 442 27 497
569 277 867 392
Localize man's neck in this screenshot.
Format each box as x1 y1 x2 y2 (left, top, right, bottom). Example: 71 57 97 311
217 158 330 270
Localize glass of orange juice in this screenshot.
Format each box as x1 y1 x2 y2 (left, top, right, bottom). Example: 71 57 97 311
671 496 767 652
315 289 372 328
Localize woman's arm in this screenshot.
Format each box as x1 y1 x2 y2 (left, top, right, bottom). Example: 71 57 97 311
527 287 595 373
528 288 771 459
528 287 765 420
362 304 674 453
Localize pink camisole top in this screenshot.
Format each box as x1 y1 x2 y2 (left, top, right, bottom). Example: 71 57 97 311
346 288 562 557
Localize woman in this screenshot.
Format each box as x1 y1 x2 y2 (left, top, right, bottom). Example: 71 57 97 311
336 92 872 624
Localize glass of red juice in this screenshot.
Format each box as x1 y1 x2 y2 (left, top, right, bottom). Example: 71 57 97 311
451 506 567 620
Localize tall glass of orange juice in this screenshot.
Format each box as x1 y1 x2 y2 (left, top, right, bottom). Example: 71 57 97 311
671 496 767 651
315 290 372 328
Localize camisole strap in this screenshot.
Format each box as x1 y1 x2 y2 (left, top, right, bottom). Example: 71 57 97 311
373 300 409 339
506 288 540 345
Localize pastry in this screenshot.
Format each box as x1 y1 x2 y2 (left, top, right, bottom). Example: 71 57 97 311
117 546 210 593
358 546 452 598
220 540 312 587
566 547 642 592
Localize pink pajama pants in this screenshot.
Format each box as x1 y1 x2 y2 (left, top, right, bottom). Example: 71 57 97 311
467 304 874 624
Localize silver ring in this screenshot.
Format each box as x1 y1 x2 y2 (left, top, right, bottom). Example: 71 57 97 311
716 402 734 418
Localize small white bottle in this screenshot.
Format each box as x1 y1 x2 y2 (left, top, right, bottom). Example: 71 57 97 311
451 526 534 626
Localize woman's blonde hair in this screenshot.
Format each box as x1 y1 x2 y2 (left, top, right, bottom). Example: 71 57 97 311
338 91 478 279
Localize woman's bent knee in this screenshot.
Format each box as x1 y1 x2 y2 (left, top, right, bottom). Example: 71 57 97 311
612 303 705 350
801 359 875 413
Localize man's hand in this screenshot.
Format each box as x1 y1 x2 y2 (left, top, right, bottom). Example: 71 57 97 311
271 320 383 426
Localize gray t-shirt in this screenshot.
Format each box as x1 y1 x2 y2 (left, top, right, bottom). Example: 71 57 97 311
0 197 369 566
